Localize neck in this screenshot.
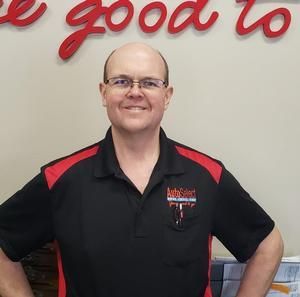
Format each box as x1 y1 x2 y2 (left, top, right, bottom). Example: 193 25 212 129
111 127 160 165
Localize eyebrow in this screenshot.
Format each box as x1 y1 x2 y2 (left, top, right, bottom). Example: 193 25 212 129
110 74 164 80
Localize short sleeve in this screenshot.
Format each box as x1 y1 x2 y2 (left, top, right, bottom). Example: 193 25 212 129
212 167 274 262
0 173 53 261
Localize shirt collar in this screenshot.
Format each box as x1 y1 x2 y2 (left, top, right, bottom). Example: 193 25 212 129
155 129 185 176
93 127 121 178
93 127 185 178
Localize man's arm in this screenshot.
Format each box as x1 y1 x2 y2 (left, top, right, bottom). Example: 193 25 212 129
0 248 34 297
236 226 284 297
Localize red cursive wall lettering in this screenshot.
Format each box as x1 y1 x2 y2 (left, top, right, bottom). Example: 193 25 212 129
59 0 133 60
139 1 167 33
168 0 218 34
0 0 295 60
60 0 218 59
236 0 291 38
105 0 133 31
0 0 47 26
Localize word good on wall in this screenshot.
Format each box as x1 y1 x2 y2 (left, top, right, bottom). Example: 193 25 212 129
0 0 293 59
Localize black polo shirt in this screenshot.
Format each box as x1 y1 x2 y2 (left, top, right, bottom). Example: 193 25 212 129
0 128 274 297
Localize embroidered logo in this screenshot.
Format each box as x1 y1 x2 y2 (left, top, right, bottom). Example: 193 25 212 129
167 187 197 207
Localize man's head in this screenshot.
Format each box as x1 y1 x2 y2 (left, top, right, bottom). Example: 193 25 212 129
103 46 170 87
100 42 173 135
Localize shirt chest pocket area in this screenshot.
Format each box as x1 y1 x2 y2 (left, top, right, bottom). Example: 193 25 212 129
163 207 209 267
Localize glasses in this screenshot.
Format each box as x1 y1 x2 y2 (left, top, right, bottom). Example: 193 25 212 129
105 77 167 90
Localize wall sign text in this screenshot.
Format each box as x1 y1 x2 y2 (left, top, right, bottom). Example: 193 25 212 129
0 0 292 59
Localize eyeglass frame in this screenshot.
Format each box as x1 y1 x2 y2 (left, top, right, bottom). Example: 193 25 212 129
104 76 168 90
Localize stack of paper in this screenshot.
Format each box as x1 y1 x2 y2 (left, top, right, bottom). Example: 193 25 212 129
211 256 300 297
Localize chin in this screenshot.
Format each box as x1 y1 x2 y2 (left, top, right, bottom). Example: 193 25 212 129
115 122 157 135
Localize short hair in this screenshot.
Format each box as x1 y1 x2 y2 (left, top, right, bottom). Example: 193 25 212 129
103 49 169 86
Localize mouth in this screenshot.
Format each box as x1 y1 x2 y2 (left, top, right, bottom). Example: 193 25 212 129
124 106 147 111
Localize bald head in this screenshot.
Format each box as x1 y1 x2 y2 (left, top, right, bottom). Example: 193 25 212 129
103 43 169 86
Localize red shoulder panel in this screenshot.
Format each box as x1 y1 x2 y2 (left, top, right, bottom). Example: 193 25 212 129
175 146 222 184
45 145 99 190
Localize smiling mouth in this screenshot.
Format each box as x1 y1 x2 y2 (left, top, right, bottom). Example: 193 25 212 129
124 106 146 111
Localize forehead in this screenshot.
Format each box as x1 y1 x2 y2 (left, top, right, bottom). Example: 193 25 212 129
106 45 165 79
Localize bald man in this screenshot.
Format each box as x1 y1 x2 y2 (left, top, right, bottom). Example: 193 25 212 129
0 43 283 297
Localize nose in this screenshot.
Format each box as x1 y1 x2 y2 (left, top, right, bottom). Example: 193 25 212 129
126 82 144 98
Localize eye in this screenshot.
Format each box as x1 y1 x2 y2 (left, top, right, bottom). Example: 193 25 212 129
113 78 131 87
141 79 159 88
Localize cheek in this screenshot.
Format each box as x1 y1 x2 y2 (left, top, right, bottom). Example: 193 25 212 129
156 100 167 112
105 95 122 108
151 103 166 121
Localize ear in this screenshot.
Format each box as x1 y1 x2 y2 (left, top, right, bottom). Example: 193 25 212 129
163 85 173 110
99 83 107 107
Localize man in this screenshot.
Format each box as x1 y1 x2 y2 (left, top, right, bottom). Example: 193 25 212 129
0 42 283 297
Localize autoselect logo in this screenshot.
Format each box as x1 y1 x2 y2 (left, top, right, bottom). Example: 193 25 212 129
167 187 197 207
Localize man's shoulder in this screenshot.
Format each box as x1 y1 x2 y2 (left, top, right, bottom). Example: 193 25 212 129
168 137 222 165
41 141 101 190
43 142 100 169
168 138 224 184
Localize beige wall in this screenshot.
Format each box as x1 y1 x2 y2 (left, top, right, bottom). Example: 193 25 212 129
0 0 299 256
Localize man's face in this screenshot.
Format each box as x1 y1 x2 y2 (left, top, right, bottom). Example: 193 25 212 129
100 44 173 135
